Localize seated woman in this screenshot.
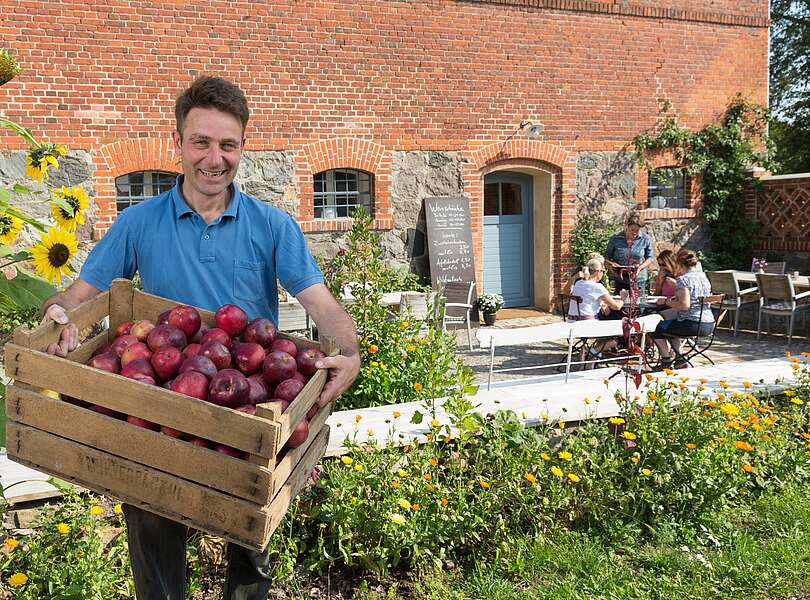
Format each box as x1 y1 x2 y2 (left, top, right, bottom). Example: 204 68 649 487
567 257 626 320
651 249 715 369
653 249 679 297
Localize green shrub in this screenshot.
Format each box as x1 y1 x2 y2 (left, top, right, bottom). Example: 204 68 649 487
569 215 618 268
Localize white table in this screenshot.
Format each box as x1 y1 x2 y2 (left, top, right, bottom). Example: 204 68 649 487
715 270 810 288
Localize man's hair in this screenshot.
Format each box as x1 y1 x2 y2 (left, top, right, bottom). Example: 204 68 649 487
625 211 646 228
175 76 249 137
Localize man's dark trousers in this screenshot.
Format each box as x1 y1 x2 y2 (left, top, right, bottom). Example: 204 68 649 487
123 504 273 600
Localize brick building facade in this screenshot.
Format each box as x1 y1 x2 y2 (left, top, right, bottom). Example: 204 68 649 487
0 0 769 309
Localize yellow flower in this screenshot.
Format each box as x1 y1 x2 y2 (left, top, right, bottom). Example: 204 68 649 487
398 469 407 477
367 429 375 437
430 419 440 428
428 458 438 466
441 497 448 506
392 411 401 418
540 452 551 461
558 420 566 429
354 464 364 472
390 513 407 525
4 538 19 550
550 466 564 477
741 463 754 473
8 572 28 587
720 403 740 417
699 377 708 384
406 345 416 352
56 522 71 535
355 415 363 423
30 227 79 285
630 455 640 464
90 505 104 516
791 397 805 405
742 381 752 389
609 417 625 425
114 504 123 514
368 344 378 354
567 473 580 483
398 498 412 511
0 213 24 245
424 473 432 481
341 456 354 465
26 143 66 183
643 407 653 415
621 431 637 441
705 400 718 408
801 433 810 440
524 472 537 483
734 441 754 452
425 484 434 492
663 368 674 376
645 373 655 382
648 392 657 401
411 503 420 511
413 382 423 391
370 361 379 367
51 185 89 231
792 364 801 371
686 443 697 449
479 480 490 489
391 480 400 488
641 468 652 476
400 321 410 329
680 376 689 383
719 380 729 389
558 451 572 461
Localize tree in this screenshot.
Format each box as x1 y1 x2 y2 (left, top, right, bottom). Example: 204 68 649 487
770 1 810 173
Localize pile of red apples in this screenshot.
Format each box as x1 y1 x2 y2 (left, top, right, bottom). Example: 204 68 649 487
84 303 325 459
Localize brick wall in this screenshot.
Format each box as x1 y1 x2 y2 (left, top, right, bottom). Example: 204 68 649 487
0 0 769 303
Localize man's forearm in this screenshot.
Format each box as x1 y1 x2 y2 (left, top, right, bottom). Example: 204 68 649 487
42 279 101 316
316 311 359 358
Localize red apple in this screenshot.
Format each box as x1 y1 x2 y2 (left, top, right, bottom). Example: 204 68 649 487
120 342 153 368
114 321 133 338
88 352 121 374
160 425 186 438
306 403 318 420
189 437 209 448
151 346 183 381
200 341 232 370
271 338 298 358
147 324 187 352
182 343 202 359
275 378 305 403
296 348 325 378
129 373 156 386
168 305 202 338
235 404 256 415
247 374 269 405
109 334 139 357
127 415 158 430
208 369 250 408
201 327 232 349
130 319 155 342
158 309 171 326
91 343 111 358
178 355 218 380
292 371 307 384
233 342 266 376
169 371 209 401
214 444 246 459
285 419 309 449
121 358 156 381
192 322 210 344
262 350 298 384
215 303 249 337
243 318 277 348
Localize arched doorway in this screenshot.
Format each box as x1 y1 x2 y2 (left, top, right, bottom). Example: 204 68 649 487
483 171 534 307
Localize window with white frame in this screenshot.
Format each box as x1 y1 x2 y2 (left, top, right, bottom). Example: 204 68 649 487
647 168 686 209
115 171 177 212
313 169 373 219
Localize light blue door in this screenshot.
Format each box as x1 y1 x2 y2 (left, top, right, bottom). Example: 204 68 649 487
483 172 533 307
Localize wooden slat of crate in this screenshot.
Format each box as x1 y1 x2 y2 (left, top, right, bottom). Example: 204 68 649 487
6 386 276 504
4 344 280 457
6 422 329 550
272 402 332 485
14 291 110 351
67 330 110 365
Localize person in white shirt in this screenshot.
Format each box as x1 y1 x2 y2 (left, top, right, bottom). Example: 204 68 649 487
564 257 627 320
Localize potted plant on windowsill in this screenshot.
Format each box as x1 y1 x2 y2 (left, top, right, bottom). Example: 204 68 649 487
477 292 504 326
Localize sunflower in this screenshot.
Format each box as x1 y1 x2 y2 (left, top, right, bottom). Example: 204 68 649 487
51 186 89 231
29 227 78 285
0 213 24 245
26 142 67 184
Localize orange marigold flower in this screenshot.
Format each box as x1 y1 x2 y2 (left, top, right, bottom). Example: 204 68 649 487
734 441 754 452
368 344 378 354
441 497 448 506
741 463 754 473
425 484 434 492
355 415 363 423
413 382 423 391
686 443 697 449
743 381 752 389
643 407 653 415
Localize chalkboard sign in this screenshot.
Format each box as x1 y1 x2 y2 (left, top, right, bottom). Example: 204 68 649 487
424 197 476 288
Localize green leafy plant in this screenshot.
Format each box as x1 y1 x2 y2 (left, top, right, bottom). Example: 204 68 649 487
569 214 617 268
634 96 778 269
476 292 503 314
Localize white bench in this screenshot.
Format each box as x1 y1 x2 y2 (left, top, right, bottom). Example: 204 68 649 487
476 314 663 389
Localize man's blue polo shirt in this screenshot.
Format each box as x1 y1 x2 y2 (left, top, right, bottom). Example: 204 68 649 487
80 177 323 325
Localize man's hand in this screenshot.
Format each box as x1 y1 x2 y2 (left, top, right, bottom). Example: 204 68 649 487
42 304 79 357
315 352 361 408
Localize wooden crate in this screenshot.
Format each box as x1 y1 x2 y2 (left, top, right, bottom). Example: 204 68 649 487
4 279 334 550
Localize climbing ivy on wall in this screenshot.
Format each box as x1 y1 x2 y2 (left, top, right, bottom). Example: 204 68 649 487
633 96 778 268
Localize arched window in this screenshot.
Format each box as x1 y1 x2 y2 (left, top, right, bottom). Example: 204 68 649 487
313 169 373 219
115 171 177 212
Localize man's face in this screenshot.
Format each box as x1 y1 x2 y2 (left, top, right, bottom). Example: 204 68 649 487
173 107 244 203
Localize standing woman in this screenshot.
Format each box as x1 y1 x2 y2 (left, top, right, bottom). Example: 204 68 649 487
604 212 654 295
650 249 715 369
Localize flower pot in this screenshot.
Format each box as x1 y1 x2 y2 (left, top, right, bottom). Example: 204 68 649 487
483 311 497 326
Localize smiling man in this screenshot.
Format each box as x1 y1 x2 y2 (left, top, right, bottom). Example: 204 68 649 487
39 76 360 600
